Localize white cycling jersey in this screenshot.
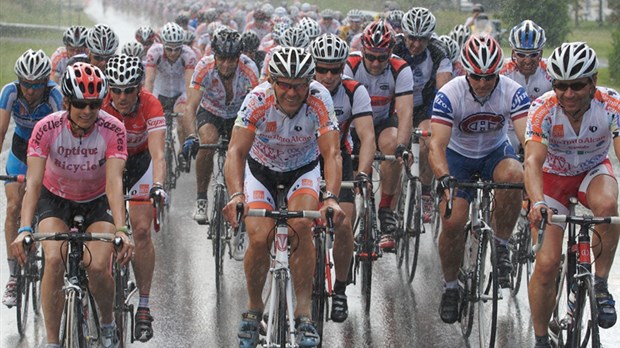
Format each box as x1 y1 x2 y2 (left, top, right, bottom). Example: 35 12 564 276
432 75 530 158
526 87 620 176
330 76 373 152
408 48 452 106
500 59 553 100
343 52 413 124
235 81 338 172
190 54 259 118
146 43 197 98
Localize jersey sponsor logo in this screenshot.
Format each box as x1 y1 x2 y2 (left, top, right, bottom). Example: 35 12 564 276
33 118 63 145
433 93 452 114
253 190 265 200
370 96 392 106
379 84 390 91
139 184 150 194
147 118 166 129
53 159 98 173
57 145 99 158
512 88 530 109
459 113 504 133
589 126 598 133
275 234 287 252
265 121 276 132
301 178 313 187
552 125 564 137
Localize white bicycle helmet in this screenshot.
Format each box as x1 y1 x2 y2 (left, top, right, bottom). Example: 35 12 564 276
297 17 321 41
160 22 185 45
121 42 145 58
347 9 364 22
280 27 310 49
86 24 119 56
272 21 291 42
105 54 143 86
14 49 52 81
310 34 349 63
450 24 471 49
508 20 546 51
402 8 436 38
546 42 598 81
386 10 405 29
135 26 157 45
438 35 459 63
269 47 315 80
63 26 88 48
460 35 504 75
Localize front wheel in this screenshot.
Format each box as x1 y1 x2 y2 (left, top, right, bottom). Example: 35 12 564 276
430 178 441 243
16 268 30 337
212 186 227 291
509 214 530 296
311 230 327 346
460 225 476 338
477 232 498 348
61 289 85 348
569 277 601 348
404 179 422 283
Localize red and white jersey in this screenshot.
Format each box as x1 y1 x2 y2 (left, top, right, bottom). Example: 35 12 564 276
235 81 338 172
343 52 413 124
329 76 373 153
50 47 72 80
145 43 197 98
27 110 128 202
526 87 620 176
102 88 165 155
244 21 272 41
190 54 259 118
432 75 530 158
500 59 553 100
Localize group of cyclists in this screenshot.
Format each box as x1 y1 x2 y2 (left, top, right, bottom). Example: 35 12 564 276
1 1 619 348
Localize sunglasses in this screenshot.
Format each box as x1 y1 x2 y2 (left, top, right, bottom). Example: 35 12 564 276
515 51 541 59
71 99 103 109
315 66 343 75
110 86 138 95
165 46 182 53
469 73 498 82
20 80 47 90
274 79 310 92
552 81 589 92
92 54 112 62
364 53 390 63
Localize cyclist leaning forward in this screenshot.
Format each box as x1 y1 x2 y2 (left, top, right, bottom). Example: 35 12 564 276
222 47 345 348
1 49 63 307
182 28 259 224
310 33 376 323
343 19 414 252
525 42 619 348
102 54 167 342
429 35 531 324
10 63 134 348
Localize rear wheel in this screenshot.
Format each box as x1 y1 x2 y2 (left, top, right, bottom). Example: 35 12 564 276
477 232 498 348
311 230 326 346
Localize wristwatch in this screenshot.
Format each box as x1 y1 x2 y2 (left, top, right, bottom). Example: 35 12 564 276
321 191 339 203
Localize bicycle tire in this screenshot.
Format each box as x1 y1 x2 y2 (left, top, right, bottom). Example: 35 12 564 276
61 289 86 348
83 290 101 347
549 254 568 347
569 277 600 348
275 274 288 347
312 229 326 346
213 186 226 290
509 216 529 296
405 179 422 283
114 262 132 347
16 266 29 337
32 245 44 315
460 224 476 338
164 142 175 193
477 232 498 348
430 178 441 243
360 197 374 314
395 176 408 269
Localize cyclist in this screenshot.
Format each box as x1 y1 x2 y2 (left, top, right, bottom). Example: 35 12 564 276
102 54 166 342
121 41 145 60
319 9 340 35
260 26 310 82
241 30 266 73
86 24 120 70
394 7 453 223
338 9 364 45
243 9 271 40
429 35 530 324
10 62 134 348
343 19 414 251
525 42 619 348
449 24 471 51
222 47 344 348
298 16 322 42
135 25 160 53
182 29 259 224
500 19 552 152
50 25 89 83
1 49 63 307
438 35 465 77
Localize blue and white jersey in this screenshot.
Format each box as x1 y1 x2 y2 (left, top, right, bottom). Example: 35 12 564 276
432 75 530 158
0 80 63 140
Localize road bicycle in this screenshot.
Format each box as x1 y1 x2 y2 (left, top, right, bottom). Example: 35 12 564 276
1 174 44 337
163 112 182 193
540 197 620 348
446 178 524 348
237 185 333 347
508 198 534 296
23 216 123 348
395 128 431 283
197 137 232 291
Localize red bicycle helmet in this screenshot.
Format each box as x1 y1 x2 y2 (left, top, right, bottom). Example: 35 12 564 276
362 19 395 52
460 35 504 75
62 62 108 100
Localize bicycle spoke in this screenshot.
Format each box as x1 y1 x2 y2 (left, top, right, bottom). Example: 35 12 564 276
477 234 498 348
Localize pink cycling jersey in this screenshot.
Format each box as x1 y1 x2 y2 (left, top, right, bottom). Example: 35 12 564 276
27 110 128 202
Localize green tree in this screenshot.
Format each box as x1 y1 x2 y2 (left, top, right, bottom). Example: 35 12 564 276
499 0 570 47
609 0 620 83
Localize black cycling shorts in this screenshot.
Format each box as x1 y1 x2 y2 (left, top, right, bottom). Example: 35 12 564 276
37 186 114 228
196 107 235 139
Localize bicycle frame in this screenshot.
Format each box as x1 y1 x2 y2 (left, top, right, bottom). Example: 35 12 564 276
163 112 182 190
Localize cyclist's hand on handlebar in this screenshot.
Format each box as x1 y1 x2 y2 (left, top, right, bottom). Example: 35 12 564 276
394 143 407 163
320 200 345 227
182 134 199 159
354 171 372 192
224 196 247 229
149 184 167 205
528 201 552 227
10 231 32 266
114 232 134 266
436 174 456 200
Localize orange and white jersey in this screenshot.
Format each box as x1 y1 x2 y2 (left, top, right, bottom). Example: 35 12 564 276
235 81 338 172
526 87 620 176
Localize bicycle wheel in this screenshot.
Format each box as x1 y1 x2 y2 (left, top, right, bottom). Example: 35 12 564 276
460 224 477 338
164 142 175 193
405 179 422 283
312 229 326 346
272 274 288 347
61 289 86 348
395 177 409 269
359 201 374 314
31 244 44 315
569 277 600 348
509 215 530 296
212 186 226 290
477 232 498 348
549 254 568 346
430 178 441 243
82 290 101 347
114 262 133 347
16 267 30 337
